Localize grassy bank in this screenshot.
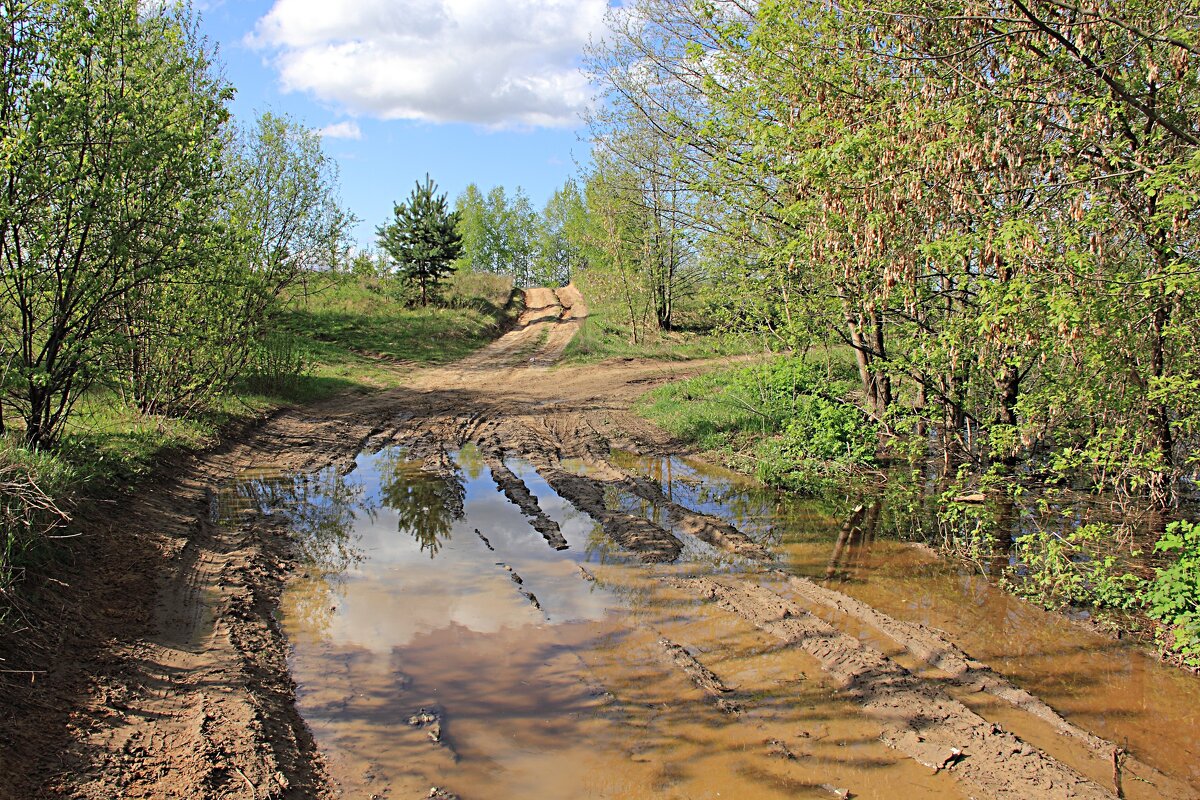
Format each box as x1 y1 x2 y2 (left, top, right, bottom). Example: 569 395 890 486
562 271 760 364
0 271 514 602
636 351 875 493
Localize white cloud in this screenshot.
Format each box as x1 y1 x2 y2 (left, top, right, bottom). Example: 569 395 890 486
316 120 364 140
249 0 607 129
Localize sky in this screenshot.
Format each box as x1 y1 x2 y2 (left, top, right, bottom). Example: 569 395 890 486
195 0 611 249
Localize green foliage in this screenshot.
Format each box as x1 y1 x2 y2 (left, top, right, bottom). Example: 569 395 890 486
1010 523 1145 612
537 178 588 286
565 269 743 363
0 1 233 444
1145 520 1200 667
245 331 311 397
586 0 1200 498
752 364 879 493
638 355 877 494
453 182 561 288
379 176 463 306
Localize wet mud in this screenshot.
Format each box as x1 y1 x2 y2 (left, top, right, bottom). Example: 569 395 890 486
3 285 1198 800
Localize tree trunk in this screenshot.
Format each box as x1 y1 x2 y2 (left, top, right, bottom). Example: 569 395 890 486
871 310 891 418
1150 297 1173 469
846 313 878 415
993 361 1022 467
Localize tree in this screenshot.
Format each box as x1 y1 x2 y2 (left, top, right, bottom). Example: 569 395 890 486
585 0 1200 495
117 111 355 416
377 176 464 306
504 188 540 288
0 0 233 444
536 179 589 286
453 183 489 273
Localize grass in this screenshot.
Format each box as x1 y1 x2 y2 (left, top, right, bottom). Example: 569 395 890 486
634 349 871 494
635 369 773 451
267 270 515 400
562 272 761 364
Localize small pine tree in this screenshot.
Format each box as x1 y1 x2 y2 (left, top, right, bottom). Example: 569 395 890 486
377 175 464 306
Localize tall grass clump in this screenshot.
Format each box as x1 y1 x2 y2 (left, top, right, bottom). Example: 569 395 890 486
0 442 71 595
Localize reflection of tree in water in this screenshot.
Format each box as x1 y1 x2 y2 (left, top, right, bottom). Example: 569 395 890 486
376 449 466 558
234 467 370 576
231 467 373 638
456 442 486 481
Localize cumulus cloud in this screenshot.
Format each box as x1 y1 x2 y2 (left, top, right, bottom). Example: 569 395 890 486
316 120 364 140
249 0 607 128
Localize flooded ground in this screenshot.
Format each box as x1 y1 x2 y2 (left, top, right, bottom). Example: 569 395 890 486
219 446 1200 800
31 286 1197 800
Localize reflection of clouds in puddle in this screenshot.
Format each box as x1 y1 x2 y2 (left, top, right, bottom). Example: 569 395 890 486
259 444 1200 796
281 447 627 654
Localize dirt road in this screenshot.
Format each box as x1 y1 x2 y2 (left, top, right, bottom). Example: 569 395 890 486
1 286 1196 800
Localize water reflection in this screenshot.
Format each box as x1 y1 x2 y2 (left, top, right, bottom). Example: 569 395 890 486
232 468 368 576
376 449 465 558
219 447 1200 796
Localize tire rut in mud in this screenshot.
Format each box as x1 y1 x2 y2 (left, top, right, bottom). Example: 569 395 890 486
675 575 1116 800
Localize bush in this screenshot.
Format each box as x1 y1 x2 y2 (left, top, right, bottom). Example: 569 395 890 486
245 330 311 396
1009 522 1144 611
1145 520 1200 668
754 395 878 494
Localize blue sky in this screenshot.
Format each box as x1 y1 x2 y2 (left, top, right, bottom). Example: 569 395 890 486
196 0 608 249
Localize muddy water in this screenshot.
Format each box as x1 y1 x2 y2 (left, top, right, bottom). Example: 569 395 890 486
614 452 1200 793
222 448 962 799
220 448 1200 799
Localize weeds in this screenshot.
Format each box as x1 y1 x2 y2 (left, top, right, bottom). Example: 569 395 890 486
0 443 71 594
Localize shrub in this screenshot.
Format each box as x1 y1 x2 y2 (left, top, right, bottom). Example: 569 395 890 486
1144 520 1200 668
1009 522 1144 611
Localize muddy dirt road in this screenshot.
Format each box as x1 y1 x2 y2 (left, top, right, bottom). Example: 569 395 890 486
2 286 1197 800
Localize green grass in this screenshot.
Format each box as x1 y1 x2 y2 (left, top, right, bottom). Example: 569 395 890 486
562 272 761 364
635 369 773 451
634 350 871 494
267 271 515 400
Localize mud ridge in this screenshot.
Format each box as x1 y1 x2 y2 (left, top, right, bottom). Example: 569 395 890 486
484 453 569 550
657 637 742 715
677 575 1116 800
534 462 683 562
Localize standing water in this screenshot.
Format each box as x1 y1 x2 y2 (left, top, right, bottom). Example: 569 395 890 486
217 447 1200 799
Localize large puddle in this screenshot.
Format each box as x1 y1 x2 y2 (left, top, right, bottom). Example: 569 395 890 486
219 448 1200 799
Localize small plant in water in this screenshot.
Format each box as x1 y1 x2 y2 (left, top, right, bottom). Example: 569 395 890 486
1009 522 1144 612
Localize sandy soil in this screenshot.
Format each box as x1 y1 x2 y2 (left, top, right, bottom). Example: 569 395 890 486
0 285 1193 800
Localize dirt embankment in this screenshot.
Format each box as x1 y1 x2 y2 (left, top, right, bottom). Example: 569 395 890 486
1 284 1195 800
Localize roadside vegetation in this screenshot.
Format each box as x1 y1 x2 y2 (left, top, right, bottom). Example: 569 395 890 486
573 0 1200 667
0 1 520 607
